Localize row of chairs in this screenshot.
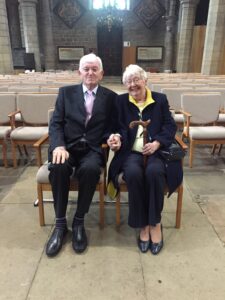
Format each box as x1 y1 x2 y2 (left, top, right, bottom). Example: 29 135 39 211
0 86 60 93
1 91 225 168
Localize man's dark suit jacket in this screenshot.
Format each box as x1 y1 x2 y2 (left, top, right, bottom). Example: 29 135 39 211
49 84 117 155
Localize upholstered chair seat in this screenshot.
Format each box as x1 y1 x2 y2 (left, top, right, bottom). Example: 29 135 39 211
10 126 48 141
0 126 11 139
36 161 105 185
184 126 225 139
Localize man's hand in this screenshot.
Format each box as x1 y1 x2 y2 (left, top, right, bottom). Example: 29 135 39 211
107 134 121 152
52 146 69 164
142 141 160 156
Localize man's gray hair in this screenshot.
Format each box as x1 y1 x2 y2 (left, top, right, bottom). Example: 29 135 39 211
122 64 148 84
79 53 103 71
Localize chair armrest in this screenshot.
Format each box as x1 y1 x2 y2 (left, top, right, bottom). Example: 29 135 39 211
179 110 191 118
101 143 108 149
33 133 49 147
175 135 188 150
33 133 49 167
8 110 21 129
180 110 191 137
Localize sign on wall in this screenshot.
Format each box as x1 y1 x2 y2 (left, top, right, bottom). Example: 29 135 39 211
137 46 163 61
58 47 84 61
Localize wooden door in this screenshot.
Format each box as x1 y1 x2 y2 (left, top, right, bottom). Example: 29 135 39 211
122 47 136 71
97 25 123 76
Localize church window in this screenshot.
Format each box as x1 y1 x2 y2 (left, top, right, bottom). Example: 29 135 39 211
92 0 130 10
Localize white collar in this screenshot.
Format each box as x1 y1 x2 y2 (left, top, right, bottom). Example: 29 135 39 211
82 84 98 95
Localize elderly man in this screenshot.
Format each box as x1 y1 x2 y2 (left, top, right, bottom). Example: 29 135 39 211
46 53 117 257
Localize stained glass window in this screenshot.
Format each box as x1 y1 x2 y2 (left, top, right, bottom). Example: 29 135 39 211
92 0 130 10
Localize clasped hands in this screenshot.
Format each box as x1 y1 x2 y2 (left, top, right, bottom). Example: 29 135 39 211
107 134 121 151
107 135 160 154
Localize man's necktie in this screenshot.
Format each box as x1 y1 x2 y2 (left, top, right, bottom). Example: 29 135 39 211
85 90 95 125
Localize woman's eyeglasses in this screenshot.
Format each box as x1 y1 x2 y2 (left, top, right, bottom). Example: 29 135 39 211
125 78 142 85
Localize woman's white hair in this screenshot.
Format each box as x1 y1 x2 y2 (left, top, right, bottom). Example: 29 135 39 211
79 53 103 71
122 64 148 84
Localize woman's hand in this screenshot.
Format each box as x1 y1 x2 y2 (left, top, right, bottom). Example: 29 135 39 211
142 141 160 156
52 146 69 164
107 134 121 152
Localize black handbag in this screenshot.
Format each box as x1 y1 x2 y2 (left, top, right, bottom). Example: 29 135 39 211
159 140 186 161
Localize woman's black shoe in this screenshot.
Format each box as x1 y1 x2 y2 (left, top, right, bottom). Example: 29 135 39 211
137 237 150 253
150 224 163 255
150 239 163 255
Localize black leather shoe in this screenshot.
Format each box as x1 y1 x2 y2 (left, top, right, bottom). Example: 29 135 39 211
137 237 150 253
72 224 88 254
150 225 163 255
46 227 68 257
150 240 163 255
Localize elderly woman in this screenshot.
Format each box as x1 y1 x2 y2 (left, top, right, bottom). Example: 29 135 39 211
107 65 183 255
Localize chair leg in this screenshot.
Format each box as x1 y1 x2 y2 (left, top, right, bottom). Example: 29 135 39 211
12 141 17 168
211 144 217 155
17 145 23 156
116 193 121 226
23 145 29 157
37 183 45 226
2 142 8 168
99 183 104 228
104 172 107 195
189 140 194 168
218 144 223 155
175 185 183 229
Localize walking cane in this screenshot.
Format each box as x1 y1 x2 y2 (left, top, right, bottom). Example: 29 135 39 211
129 119 151 167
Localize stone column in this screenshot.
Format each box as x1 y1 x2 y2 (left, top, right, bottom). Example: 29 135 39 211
0 0 14 74
176 0 199 72
6 0 22 49
39 0 56 70
201 0 225 75
18 0 41 71
164 0 177 72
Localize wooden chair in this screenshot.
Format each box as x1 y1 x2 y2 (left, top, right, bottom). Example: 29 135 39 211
194 88 225 126
114 135 188 229
34 108 108 227
0 94 17 167
34 134 108 227
161 87 193 130
212 102 225 155
181 93 225 168
9 93 57 167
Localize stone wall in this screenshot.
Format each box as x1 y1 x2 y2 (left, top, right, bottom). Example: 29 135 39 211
39 0 171 72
